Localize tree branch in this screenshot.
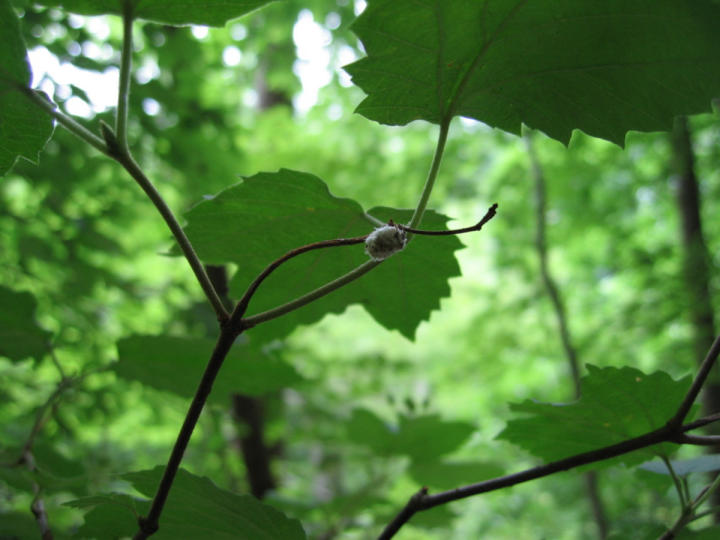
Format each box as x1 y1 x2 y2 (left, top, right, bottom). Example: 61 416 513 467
379 334 720 539
134 326 241 539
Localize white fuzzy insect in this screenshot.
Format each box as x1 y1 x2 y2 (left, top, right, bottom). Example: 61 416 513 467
365 224 407 261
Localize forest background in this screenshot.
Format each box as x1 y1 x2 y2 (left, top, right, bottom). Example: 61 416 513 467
2 1 720 539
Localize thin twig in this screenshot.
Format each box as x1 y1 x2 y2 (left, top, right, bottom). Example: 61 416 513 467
232 234 368 323
17 85 109 155
395 203 498 236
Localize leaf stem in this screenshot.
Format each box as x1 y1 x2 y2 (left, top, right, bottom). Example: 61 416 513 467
116 0 134 153
232 234 368 323
407 119 451 230
240 259 381 329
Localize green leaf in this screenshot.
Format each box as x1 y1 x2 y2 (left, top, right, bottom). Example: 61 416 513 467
639 454 720 477
345 0 720 145
122 467 306 540
498 365 691 466
0 0 54 175
34 0 276 26
346 409 475 460
66 493 147 538
0 285 52 362
407 460 504 491
114 335 303 405
183 169 463 340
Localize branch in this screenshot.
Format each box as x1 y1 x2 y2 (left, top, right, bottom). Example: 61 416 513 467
669 333 720 427
379 334 720 539
134 326 240 539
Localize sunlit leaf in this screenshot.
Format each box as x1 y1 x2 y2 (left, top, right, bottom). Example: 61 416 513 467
34 0 275 26
183 169 463 340
346 0 720 145
498 365 691 466
115 335 303 405
0 285 52 362
0 0 54 175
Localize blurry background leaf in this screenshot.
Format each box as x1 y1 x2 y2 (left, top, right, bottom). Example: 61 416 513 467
33 0 276 26
115 335 303 404
0 285 52 361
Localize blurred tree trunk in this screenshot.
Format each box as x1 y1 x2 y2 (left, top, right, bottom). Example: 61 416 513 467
525 133 608 539
206 265 277 499
671 116 720 514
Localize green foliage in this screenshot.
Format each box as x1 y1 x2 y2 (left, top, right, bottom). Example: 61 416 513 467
115 335 303 404
0 0 54 175
0 285 52 362
183 169 463 339
33 0 276 26
2 0 720 538
498 365 692 465
68 467 307 539
346 0 720 145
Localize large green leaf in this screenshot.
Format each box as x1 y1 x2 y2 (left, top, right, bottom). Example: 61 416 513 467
182 169 463 340
0 0 54 176
346 409 475 461
345 0 720 145
114 335 302 405
498 365 691 466
67 468 307 538
0 286 52 362
34 0 275 26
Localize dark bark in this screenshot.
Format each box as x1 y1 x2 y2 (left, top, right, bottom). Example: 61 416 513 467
671 116 720 515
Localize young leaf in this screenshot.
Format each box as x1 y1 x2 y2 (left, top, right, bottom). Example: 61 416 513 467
33 0 275 26
114 335 303 405
65 493 146 538
0 0 54 176
498 365 691 466
123 467 306 540
0 285 52 362
182 169 463 340
345 0 720 146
